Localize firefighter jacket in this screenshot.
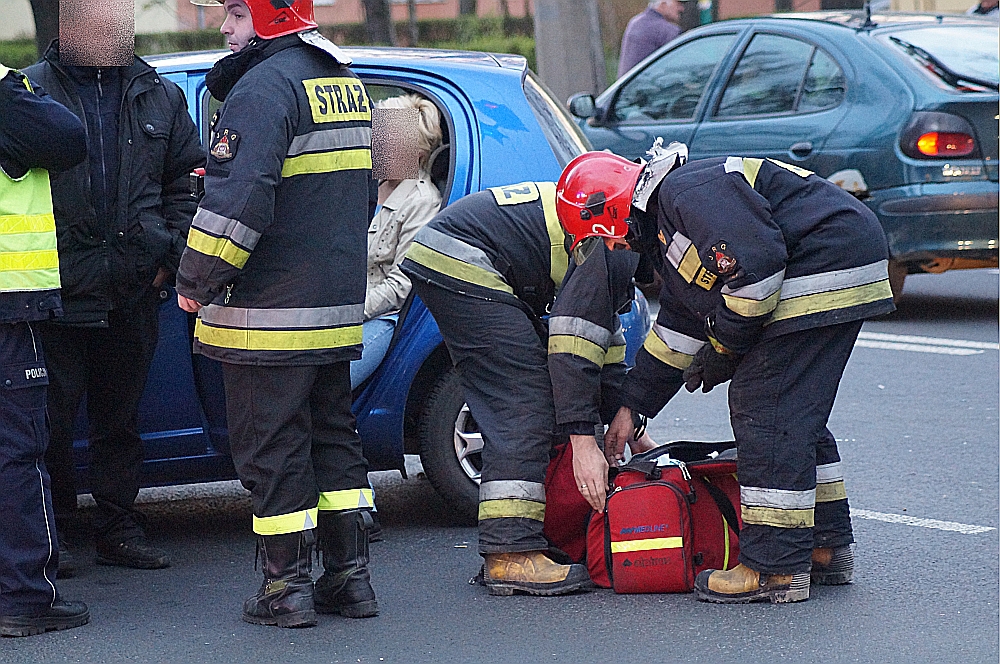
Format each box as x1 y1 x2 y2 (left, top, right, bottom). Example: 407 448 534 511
175 33 372 366
0 65 86 323
622 157 895 418
24 43 203 325
547 240 639 435
400 181 568 318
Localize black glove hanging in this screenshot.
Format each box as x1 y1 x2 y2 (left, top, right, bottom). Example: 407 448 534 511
683 344 742 393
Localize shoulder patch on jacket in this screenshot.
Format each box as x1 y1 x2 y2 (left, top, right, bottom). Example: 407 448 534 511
210 128 239 162
707 241 737 276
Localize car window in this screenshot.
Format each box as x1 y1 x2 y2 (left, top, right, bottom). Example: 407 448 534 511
611 34 737 123
716 34 816 117
881 25 998 91
798 48 846 112
523 72 591 168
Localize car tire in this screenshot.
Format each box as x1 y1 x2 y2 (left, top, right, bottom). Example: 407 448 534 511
418 368 480 526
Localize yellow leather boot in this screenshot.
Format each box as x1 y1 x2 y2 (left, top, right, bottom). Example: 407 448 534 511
482 551 593 596
694 563 810 604
811 545 853 585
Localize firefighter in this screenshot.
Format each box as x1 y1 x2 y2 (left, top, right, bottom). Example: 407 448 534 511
0 63 89 636
176 0 376 627
595 143 896 604
400 181 610 596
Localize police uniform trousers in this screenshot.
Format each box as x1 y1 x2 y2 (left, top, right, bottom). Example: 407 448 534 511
221 361 372 536
414 281 552 555
728 320 861 575
41 289 161 542
0 322 58 616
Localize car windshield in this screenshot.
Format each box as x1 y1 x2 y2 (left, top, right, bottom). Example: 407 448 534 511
881 25 999 91
523 72 592 167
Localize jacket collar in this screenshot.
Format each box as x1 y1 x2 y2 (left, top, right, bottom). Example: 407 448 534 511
381 171 431 211
42 40 156 92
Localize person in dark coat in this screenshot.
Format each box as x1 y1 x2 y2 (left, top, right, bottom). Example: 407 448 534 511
617 0 683 78
23 43 203 572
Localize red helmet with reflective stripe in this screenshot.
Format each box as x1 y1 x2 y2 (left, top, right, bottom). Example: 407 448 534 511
193 0 317 39
556 151 643 250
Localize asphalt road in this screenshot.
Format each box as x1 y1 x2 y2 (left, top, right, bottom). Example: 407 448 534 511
5 269 998 664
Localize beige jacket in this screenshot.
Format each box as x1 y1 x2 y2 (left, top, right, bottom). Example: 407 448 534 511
365 172 442 319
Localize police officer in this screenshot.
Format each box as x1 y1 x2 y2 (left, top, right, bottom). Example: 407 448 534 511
0 63 89 637
401 175 642 596
177 0 376 627
594 145 896 604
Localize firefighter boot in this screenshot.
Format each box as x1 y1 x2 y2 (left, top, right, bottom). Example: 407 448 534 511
483 551 593 596
811 545 854 585
314 509 378 618
694 563 810 604
242 531 317 628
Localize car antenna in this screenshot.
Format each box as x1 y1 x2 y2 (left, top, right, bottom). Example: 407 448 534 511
861 1 875 29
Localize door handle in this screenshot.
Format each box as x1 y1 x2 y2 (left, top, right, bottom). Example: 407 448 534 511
789 141 813 158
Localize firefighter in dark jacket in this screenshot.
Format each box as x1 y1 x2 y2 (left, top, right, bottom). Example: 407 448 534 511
401 175 639 596
23 41 203 571
177 0 377 628
0 63 90 637
597 144 896 604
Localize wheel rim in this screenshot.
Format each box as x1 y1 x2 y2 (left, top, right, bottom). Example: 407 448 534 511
453 403 483 483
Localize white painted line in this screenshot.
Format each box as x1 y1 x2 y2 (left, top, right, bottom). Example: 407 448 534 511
858 331 998 351
854 340 983 355
851 509 996 535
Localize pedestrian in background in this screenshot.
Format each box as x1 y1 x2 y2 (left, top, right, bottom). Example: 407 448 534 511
24 38 203 573
617 0 684 79
967 0 998 16
0 62 89 638
178 0 378 628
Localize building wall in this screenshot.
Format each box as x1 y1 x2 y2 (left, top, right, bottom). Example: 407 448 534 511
1 0 180 40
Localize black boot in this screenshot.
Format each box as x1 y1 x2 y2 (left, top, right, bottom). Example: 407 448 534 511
242 531 317 628
315 509 378 618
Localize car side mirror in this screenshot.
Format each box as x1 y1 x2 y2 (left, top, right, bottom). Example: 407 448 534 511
567 93 597 120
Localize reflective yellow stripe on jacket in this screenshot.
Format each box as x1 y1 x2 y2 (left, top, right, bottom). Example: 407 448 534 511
194 303 363 352
0 167 60 293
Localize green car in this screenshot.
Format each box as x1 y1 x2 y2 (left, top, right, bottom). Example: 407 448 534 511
570 11 998 296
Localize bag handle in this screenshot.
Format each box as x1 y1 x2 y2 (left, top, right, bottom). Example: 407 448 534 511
699 477 740 537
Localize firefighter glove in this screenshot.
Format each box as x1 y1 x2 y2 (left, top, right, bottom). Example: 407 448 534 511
683 344 741 393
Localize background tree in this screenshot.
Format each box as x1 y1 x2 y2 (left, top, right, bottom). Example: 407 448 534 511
407 0 418 46
362 0 397 45
29 0 59 58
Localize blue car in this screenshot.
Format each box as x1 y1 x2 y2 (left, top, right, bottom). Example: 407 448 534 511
568 11 998 296
68 48 651 522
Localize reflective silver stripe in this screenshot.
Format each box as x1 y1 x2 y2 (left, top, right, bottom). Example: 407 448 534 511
741 486 815 510
816 462 844 484
723 156 744 174
413 226 503 276
721 269 785 300
200 303 364 329
548 316 611 349
665 231 692 270
652 323 704 356
192 208 261 250
479 480 546 502
780 260 889 300
287 126 372 158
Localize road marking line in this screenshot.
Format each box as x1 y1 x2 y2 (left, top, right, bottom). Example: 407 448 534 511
851 509 996 535
858 332 998 350
854 340 983 355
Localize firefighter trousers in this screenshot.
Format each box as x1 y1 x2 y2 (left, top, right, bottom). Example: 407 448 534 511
221 361 372 536
0 322 58 616
414 282 552 555
728 320 862 575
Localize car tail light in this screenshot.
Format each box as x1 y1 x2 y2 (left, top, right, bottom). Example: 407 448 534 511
915 132 975 157
900 111 981 160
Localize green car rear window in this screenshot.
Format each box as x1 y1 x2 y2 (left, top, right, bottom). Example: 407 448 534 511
881 25 999 90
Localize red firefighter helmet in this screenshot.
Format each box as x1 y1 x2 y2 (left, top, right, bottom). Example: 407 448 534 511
192 0 317 40
556 151 643 250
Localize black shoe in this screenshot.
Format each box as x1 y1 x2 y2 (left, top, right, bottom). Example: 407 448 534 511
57 538 76 579
315 509 378 618
0 600 90 638
243 531 317 628
95 537 170 569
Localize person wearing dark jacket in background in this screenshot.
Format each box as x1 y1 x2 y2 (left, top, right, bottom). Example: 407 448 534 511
617 0 683 78
0 62 90 637
24 43 203 572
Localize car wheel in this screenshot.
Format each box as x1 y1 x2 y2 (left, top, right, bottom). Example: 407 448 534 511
418 368 480 525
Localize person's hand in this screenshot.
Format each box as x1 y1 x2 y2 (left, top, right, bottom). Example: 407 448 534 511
683 344 741 393
571 434 609 512
177 294 203 313
152 267 171 288
605 406 634 464
628 431 658 456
